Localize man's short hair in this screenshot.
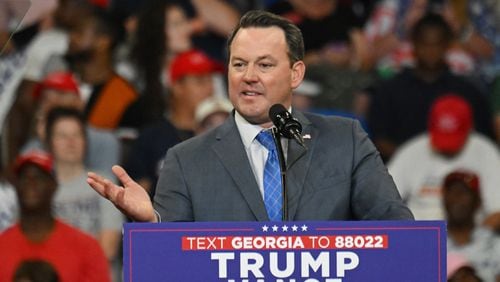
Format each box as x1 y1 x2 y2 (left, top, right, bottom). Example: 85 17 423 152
226 10 305 65
411 12 454 43
83 7 122 51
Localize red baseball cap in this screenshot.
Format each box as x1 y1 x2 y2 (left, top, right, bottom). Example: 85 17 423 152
169 49 223 83
443 170 480 195
33 71 80 100
428 95 472 154
13 150 55 178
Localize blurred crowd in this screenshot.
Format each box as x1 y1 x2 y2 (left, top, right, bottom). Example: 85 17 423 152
0 0 499 281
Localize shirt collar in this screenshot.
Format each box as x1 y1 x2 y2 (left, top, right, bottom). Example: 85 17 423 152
234 106 293 149
234 111 266 150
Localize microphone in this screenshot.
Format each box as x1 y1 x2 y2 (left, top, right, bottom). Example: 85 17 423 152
269 104 306 147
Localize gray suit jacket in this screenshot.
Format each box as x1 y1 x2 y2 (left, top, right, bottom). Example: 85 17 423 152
154 111 414 221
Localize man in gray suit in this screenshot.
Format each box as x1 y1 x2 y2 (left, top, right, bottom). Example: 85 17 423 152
87 10 413 222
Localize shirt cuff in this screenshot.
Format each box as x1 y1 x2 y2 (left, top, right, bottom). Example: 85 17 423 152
154 209 161 223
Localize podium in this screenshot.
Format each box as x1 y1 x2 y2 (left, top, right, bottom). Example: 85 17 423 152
123 220 446 281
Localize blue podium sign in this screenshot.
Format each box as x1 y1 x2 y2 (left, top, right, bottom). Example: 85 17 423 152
123 221 446 282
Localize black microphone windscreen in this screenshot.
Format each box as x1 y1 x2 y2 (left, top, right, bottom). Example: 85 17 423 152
269 104 287 124
268 103 306 147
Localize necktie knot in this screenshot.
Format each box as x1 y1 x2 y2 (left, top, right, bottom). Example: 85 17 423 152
256 130 276 152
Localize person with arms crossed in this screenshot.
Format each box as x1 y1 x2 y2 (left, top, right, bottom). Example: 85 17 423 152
87 10 413 223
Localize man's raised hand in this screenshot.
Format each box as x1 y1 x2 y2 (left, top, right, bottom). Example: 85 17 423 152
87 165 157 222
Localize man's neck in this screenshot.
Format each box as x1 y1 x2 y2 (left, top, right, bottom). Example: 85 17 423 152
20 211 55 242
80 57 113 85
448 222 475 246
414 65 446 83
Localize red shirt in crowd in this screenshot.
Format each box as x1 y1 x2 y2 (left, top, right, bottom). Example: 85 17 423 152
0 219 111 282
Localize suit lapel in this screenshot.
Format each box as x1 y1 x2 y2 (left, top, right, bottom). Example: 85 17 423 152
212 116 269 221
285 111 315 220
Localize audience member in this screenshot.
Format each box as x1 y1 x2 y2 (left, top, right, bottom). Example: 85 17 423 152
20 71 120 175
388 95 500 230
22 0 94 83
268 0 376 114
118 0 193 129
23 71 83 150
444 171 500 282
364 0 479 77
0 150 110 282
3 0 94 165
194 96 233 135
65 7 138 130
269 0 368 68
45 107 123 264
186 0 241 61
125 49 218 195
368 13 494 161
13 259 60 282
465 0 500 86
364 0 500 87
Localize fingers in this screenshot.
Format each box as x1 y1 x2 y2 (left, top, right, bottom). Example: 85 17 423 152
112 165 136 187
87 171 122 203
87 171 108 197
89 167 155 222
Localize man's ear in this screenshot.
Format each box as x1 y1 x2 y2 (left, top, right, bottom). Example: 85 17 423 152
290 60 305 89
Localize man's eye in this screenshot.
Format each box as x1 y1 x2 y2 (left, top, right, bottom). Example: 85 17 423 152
260 63 273 68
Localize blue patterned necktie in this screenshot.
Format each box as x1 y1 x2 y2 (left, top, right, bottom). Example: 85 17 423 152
255 130 282 221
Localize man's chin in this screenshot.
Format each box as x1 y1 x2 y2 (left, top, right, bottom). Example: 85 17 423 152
235 104 274 125
242 115 273 127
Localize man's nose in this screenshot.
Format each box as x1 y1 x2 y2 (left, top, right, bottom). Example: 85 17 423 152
243 65 258 82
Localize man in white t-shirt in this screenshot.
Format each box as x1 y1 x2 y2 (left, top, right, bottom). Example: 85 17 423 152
388 95 500 231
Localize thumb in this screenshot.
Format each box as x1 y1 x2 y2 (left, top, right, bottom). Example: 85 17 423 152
111 165 136 187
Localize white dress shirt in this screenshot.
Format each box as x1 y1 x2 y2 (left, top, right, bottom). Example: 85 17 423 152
234 111 288 199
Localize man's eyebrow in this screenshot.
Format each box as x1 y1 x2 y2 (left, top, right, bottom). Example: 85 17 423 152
230 56 246 62
256 55 276 61
230 55 277 62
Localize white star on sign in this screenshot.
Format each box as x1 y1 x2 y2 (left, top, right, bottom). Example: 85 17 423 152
301 224 308 231
291 225 298 232
282 225 289 232
262 225 269 232
272 225 279 232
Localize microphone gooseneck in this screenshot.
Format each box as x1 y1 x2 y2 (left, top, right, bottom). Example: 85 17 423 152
268 104 306 147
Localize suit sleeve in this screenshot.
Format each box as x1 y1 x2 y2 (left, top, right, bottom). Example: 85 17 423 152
349 120 414 220
153 148 194 222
